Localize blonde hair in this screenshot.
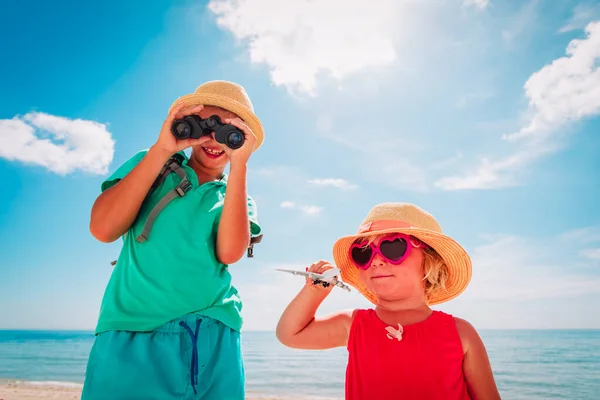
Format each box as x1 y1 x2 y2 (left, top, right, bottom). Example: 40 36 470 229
354 233 449 303
421 244 449 303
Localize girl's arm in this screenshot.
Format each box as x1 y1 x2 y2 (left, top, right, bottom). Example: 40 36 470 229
276 261 353 350
455 317 502 400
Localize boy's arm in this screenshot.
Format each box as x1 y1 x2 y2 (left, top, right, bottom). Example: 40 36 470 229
276 261 353 350
216 163 251 264
90 146 171 243
216 117 258 265
455 317 502 400
90 103 209 243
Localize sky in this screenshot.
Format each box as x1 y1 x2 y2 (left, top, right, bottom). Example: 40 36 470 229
1 0 599 331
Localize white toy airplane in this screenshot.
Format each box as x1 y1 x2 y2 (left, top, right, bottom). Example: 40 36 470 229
276 267 351 292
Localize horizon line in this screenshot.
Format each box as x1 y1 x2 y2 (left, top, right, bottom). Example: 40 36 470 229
2 328 600 332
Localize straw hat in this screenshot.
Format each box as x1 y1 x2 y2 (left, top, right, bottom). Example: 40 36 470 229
168 80 264 151
332 202 472 305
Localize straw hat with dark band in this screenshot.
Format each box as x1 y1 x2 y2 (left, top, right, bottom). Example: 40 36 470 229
332 202 472 305
169 80 264 152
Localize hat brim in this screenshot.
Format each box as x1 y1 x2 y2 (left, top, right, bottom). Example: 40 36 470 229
169 93 264 152
332 227 472 305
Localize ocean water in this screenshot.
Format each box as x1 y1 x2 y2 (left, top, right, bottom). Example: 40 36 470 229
0 330 599 399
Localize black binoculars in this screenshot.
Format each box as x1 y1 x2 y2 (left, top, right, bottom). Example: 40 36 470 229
171 114 245 149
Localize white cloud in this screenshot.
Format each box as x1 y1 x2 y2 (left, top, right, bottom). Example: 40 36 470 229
459 234 600 301
318 124 430 192
280 201 296 209
251 166 327 218
436 20 600 190
500 0 539 48
505 20 600 141
207 0 403 95
308 178 358 190
463 0 489 10
561 226 600 244
454 91 494 109
581 248 600 261
435 149 539 190
315 115 333 133
300 205 323 215
559 3 600 33
280 200 322 216
440 228 600 328
0 112 115 175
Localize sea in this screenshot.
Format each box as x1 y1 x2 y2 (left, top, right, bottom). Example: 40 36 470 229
0 330 599 399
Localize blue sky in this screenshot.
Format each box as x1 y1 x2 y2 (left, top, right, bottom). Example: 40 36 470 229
1 0 599 331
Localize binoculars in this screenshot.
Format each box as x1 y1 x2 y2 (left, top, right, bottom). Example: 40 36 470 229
171 114 245 149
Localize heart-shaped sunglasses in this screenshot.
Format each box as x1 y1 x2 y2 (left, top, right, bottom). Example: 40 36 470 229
349 233 425 270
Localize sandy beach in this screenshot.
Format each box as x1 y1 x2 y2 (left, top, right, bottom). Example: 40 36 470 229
0 381 81 400
0 381 305 400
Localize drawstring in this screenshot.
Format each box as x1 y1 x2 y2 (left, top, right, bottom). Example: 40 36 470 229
179 319 201 394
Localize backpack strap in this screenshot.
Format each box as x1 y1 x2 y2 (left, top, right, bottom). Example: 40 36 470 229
146 153 186 200
110 153 264 265
247 233 263 258
135 155 192 243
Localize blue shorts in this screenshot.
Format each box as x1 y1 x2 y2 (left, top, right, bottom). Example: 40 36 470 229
81 313 244 400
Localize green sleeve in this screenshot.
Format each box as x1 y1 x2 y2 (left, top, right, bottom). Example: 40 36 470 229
213 195 262 237
247 195 261 236
100 150 149 192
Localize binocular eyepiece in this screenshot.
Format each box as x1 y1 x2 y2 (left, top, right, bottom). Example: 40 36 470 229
171 114 245 150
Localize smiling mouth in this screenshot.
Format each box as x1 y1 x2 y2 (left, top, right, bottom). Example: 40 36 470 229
202 146 225 159
372 275 393 279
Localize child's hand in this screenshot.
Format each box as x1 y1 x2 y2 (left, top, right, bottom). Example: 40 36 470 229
153 103 212 157
222 117 256 168
305 260 336 294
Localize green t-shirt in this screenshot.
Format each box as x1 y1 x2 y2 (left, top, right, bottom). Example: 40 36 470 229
94 149 261 334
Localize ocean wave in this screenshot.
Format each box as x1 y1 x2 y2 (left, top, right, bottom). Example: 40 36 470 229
11 380 83 389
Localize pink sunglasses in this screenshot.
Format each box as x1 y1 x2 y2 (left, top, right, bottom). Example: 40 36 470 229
349 233 423 270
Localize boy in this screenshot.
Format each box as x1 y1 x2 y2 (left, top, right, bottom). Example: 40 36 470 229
82 80 264 400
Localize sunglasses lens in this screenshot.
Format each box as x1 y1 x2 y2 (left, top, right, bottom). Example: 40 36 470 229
351 245 372 267
380 237 408 261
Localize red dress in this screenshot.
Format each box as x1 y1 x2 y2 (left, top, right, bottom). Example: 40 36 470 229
345 309 471 400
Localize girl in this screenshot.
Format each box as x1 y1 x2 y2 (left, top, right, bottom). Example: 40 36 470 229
276 202 501 400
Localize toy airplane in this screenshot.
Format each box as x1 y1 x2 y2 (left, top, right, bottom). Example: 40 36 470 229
276 267 351 292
